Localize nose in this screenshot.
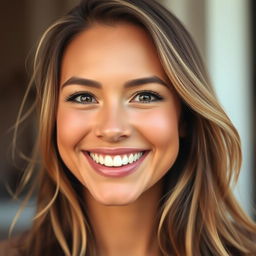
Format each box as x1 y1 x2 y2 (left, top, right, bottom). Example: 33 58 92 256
94 103 131 143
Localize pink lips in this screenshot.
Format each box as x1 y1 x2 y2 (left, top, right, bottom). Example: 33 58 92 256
83 149 149 178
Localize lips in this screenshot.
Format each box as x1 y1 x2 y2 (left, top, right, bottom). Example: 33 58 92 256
83 148 150 178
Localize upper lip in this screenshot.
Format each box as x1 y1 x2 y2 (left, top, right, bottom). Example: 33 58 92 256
84 148 149 155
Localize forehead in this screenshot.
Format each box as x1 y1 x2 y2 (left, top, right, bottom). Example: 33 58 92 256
63 22 156 56
60 22 166 83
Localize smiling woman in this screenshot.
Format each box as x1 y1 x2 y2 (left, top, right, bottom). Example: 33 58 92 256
1 0 256 255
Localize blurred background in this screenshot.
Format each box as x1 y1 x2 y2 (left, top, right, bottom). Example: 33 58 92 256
0 0 255 239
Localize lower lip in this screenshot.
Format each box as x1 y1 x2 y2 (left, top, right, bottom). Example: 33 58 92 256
83 151 149 178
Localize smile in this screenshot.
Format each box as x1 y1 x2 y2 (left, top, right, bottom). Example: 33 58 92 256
89 152 144 167
83 149 150 178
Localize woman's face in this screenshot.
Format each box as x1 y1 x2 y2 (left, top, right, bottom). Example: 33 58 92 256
57 22 181 205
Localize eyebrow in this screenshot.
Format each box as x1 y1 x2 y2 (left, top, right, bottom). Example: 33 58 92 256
61 76 168 89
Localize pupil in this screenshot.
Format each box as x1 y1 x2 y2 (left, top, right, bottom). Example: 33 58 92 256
81 96 91 102
140 94 151 101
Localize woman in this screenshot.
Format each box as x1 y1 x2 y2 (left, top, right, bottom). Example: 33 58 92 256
1 0 255 255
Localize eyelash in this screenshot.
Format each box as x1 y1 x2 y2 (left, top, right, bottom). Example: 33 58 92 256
65 90 164 104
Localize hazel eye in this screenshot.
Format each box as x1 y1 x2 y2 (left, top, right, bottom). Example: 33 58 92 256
131 91 163 103
66 92 98 104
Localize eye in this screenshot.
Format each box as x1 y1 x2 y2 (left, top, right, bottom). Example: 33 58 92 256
65 92 98 104
131 90 164 103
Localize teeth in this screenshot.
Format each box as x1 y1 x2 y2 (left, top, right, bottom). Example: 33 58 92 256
105 155 113 166
95 154 99 163
99 155 104 165
122 155 129 165
89 152 144 167
113 155 122 166
128 154 134 164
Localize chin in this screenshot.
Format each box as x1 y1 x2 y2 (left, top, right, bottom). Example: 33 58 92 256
90 187 141 206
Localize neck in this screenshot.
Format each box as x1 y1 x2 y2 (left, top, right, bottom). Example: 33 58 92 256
84 182 163 256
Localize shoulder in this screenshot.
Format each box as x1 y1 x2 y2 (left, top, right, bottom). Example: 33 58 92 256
0 234 26 256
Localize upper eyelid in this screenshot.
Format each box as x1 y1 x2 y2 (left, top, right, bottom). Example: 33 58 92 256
133 90 163 98
65 91 98 101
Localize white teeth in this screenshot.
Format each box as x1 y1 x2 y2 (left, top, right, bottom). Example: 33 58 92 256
104 155 113 166
128 154 134 164
89 152 144 167
113 155 122 166
122 155 129 165
90 153 96 162
99 155 104 165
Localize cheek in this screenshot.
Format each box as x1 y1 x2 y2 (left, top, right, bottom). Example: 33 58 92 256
56 107 95 184
132 106 180 147
56 107 93 150
131 105 180 183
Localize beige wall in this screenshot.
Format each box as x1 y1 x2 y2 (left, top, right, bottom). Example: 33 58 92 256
162 0 206 60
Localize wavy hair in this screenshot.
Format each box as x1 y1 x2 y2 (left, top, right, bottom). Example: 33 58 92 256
13 0 256 255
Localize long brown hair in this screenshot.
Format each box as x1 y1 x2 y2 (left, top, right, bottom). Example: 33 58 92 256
13 0 256 255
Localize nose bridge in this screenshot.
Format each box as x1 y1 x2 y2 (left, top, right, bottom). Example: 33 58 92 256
95 99 130 141
102 100 124 127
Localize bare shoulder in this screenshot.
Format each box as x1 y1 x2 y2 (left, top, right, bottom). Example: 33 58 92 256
0 234 26 256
